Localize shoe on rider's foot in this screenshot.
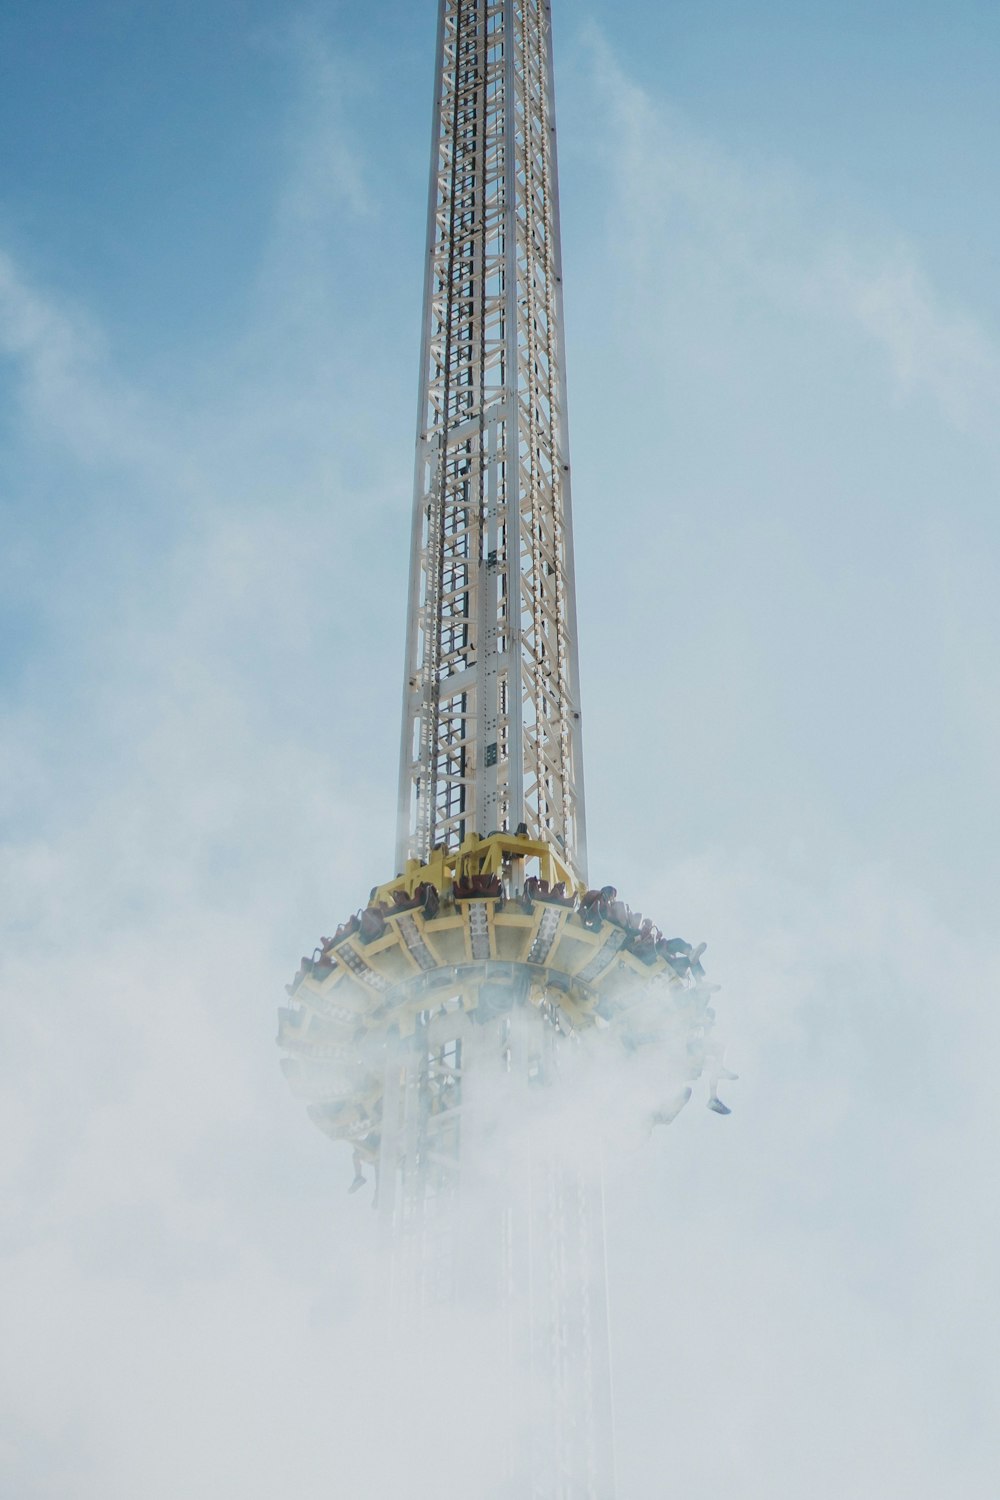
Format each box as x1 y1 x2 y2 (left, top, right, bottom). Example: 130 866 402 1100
707 1097 731 1115
349 1174 366 1193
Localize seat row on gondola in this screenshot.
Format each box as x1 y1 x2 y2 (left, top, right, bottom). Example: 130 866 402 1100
286 875 707 999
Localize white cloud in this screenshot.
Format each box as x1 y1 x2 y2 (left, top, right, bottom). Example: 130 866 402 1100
0 252 169 473
819 249 1000 433
582 30 1000 444
1 22 998 1500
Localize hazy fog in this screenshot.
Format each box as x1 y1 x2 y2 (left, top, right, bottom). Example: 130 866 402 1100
2 4 999 1495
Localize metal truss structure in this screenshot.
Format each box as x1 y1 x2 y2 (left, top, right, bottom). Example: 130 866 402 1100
397 0 586 888
279 4 724 1498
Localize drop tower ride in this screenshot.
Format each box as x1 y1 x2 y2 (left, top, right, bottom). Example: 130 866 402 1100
279 4 724 1496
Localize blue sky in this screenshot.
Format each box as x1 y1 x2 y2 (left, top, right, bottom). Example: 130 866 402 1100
1 3 999 1497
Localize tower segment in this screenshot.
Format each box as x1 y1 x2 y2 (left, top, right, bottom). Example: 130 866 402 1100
397 0 586 885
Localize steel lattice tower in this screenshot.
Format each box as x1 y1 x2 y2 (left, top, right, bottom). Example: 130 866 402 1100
280 5 724 1497
397 0 586 886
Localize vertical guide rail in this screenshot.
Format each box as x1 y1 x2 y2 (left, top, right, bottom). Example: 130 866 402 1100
397 0 587 887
